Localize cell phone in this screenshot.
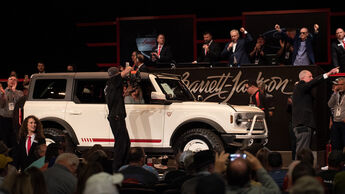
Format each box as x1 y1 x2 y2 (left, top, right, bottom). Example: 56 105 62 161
230 153 247 161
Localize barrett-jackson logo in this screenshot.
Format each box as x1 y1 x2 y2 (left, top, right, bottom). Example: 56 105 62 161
181 71 292 103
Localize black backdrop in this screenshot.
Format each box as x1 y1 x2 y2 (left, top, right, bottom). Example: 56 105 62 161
152 65 330 151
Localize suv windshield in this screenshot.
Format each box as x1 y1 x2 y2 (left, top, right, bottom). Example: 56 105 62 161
156 78 194 101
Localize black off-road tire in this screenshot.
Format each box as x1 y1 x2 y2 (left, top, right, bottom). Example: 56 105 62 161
44 128 75 153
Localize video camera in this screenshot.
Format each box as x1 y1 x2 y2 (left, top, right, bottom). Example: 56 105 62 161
123 70 141 89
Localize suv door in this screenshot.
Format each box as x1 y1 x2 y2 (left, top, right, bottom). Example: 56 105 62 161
124 78 164 147
64 79 111 147
25 78 69 123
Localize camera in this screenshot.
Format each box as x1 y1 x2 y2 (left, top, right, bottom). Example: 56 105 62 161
123 70 141 89
230 153 247 161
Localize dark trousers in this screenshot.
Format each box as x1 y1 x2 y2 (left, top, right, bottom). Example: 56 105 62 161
0 116 16 148
107 117 130 172
288 121 296 160
331 122 345 151
293 125 312 160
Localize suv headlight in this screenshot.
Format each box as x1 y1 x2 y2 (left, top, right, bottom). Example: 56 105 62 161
236 114 243 125
233 113 247 126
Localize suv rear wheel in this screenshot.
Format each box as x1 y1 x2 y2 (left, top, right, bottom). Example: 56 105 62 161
44 128 75 153
173 128 224 153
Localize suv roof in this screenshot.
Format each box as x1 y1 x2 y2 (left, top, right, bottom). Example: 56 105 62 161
30 72 156 79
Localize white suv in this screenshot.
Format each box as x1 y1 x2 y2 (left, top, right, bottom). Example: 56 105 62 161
24 72 268 153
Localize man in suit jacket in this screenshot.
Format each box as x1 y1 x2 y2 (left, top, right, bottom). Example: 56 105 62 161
221 27 253 67
151 34 173 64
197 32 221 64
275 24 319 66
332 28 345 72
134 53 148 72
292 67 339 159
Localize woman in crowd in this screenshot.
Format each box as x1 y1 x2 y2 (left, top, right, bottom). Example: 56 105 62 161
15 115 46 171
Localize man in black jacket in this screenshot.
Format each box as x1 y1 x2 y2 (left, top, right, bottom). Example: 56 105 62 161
151 34 173 63
332 28 345 72
105 66 132 172
197 32 221 64
292 67 339 159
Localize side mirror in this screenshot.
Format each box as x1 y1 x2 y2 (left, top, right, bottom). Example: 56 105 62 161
197 95 204 101
151 91 170 104
151 91 166 100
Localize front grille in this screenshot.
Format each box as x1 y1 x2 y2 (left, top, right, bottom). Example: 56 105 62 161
237 112 265 130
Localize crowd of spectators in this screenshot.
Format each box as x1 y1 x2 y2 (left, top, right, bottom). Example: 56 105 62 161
1 135 345 194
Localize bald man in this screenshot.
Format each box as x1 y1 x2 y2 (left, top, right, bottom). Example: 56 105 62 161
226 151 279 193
292 67 339 158
332 28 345 72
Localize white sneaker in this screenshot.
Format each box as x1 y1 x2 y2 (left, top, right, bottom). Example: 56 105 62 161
321 166 328 171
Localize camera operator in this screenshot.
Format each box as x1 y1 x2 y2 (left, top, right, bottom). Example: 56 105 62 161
328 77 345 151
105 66 132 172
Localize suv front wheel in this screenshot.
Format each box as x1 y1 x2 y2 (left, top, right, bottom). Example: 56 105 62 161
173 128 224 153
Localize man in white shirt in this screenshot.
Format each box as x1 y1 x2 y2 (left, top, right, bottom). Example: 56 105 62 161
221 27 253 67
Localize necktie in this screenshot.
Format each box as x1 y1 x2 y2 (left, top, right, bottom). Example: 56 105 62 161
158 45 162 56
205 44 208 56
27 136 31 154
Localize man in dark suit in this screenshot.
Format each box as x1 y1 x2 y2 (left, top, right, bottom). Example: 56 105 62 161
275 24 319 66
134 53 148 72
221 27 253 67
332 28 345 72
151 34 173 64
292 67 339 159
197 32 221 64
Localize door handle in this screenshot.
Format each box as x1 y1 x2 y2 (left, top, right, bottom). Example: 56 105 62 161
68 110 82 115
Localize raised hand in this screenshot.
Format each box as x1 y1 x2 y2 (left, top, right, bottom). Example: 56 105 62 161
240 27 245 33
314 24 319 32
275 24 281 32
214 151 229 174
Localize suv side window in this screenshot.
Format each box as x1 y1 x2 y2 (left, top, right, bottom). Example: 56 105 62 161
33 79 67 99
74 79 106 104
123 78 155 104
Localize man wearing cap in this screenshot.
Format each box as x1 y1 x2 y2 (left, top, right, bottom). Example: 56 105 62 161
0 154 13 186
328 77 345 151
104 66 132 172
181 150 215 194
